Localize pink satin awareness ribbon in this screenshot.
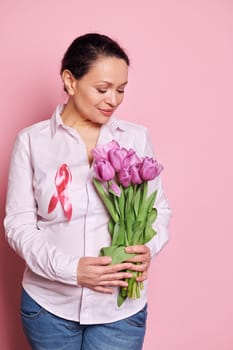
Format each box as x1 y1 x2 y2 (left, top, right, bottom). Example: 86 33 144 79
48 164 72 221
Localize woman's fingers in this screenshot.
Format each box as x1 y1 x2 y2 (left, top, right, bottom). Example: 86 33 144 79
136 271 147 282
82 256 133 271
124 245 151 282
125 245 151 263
126 254 150 263
129 261 149 272
100 270 132 281
125 245 149 254
77 247 152 293
77 257 133 292
104 262 133 273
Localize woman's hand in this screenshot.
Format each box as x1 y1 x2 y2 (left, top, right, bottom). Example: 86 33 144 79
125 245 151 282
77 256 133 294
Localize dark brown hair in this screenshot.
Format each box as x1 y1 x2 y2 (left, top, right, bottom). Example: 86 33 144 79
61 33 130 82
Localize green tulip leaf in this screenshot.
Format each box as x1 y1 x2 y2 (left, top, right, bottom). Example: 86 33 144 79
141 182 148 206
112 194 120 216
100 245 136 265
132 220 143 233
146 208 157 226
93 178 119 223
146 190 157 214
108 219 114 236
144 226 157 243
131 220 143 244
117 291 127 307
118 187 125 218
133 186 142 216
114 221 126 246
111 222 120 246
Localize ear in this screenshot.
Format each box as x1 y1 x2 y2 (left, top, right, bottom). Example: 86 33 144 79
62 70 77 96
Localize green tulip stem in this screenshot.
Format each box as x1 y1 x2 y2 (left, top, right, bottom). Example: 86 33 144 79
93 174 157 307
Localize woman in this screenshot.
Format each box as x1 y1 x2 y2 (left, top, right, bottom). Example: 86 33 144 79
4 33 171 350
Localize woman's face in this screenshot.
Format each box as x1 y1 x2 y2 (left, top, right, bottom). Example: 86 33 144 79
69 56 128 125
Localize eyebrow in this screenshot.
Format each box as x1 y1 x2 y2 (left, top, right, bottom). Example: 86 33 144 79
95 80 128 87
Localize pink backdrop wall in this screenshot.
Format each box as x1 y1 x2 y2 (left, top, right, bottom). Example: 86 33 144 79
1 1 233 349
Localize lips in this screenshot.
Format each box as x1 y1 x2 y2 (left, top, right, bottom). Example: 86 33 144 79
98 108 114 116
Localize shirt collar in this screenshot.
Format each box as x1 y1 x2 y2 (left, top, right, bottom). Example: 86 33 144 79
50 104 65 137
50 104 127 137
106 115 127 132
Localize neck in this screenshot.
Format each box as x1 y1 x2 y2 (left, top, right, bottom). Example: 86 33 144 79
61 99 100 130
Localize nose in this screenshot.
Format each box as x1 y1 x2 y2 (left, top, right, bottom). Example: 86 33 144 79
105 91 118 107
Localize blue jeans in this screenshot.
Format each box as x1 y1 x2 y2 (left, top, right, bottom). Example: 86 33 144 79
21 289 147 350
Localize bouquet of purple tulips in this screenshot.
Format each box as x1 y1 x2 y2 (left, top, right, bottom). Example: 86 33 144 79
92 140 163 306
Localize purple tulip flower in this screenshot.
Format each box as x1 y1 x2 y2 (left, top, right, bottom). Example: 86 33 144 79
139 157 163 181
94 159 115 182
108 147 128 171
92 140 120 161
129 164 143 184
123 149 141 168
109 181 121 197
109 147 141 172
118 167 132 187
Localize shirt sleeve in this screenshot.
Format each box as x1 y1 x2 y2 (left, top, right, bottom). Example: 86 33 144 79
143 128 172 257
4 132 80 286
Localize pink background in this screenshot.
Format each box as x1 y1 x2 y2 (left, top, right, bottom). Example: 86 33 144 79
1 1 233 349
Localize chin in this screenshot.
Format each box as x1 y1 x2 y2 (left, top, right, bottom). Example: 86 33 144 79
92 115 111 125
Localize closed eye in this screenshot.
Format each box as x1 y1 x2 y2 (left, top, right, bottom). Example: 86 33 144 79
97 88 107 93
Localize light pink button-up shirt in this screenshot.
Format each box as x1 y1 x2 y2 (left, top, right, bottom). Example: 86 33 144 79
4 105 171 324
